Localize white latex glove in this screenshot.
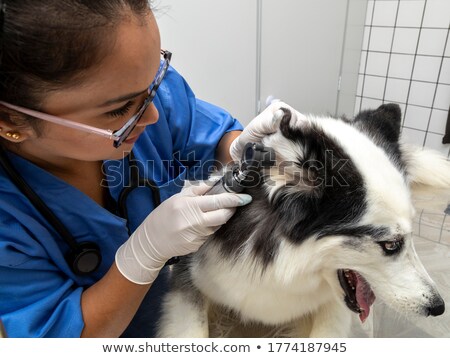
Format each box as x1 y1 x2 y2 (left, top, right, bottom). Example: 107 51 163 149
115 181 252 284
229 101 306 162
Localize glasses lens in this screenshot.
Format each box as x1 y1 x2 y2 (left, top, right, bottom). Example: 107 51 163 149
113 121 137 148
113 110 142 147
113 52 171 148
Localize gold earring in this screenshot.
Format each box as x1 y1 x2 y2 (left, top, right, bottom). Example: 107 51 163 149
6 132 21 140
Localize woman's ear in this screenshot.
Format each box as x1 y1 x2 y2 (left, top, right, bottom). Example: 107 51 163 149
0 118 34 143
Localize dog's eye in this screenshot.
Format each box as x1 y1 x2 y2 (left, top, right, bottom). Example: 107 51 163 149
379 239 404 255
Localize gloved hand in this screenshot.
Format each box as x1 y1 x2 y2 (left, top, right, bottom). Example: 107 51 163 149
229 101 306 162
115 181 252 284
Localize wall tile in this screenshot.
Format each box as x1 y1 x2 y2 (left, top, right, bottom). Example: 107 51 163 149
372 0 398 26
388 53 415 78
422 0 450 28
397 0 426 27
417 29 447 56
354 96 362 115
358 0 449 156
385 78 410 103
412 55 442 82
366 52 390 76
439 57 450 85
357 74 364 96
428 109 449 134
408 81 436 107
404 104 431 131
362 26 371 51
366 0 375 25
392 28 420 54
362 75 386 99
359 51 368 74
369 27 395 52
361 97 383 111
401 126 426 146
424 132 450 156
434 84 450 110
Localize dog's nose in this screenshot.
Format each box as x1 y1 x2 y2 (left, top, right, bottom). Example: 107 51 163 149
427 296 445 316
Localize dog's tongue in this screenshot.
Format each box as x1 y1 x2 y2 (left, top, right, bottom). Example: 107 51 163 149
355 273 376 323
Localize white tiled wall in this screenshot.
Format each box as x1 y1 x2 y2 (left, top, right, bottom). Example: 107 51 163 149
355 0 450 157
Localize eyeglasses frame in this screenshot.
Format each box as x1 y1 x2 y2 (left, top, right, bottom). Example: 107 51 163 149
0 50 172 148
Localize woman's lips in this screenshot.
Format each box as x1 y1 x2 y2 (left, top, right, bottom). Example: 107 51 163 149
123 131 144 144
124 136 139 144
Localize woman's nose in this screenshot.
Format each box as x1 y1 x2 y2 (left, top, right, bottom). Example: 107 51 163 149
137 102 159 127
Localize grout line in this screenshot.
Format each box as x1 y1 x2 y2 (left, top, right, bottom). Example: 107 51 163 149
364 25 449 30
355 94 450 112
361 49 450 59
357 72 450 86
359 0 376 112
361 50 450 58
438 212 447 243
423 26 450 147
402 0 427 129
381 0 400 104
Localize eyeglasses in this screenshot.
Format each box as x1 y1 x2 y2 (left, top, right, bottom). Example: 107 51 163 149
0 50 172 148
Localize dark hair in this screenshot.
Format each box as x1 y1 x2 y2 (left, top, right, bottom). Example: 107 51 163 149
0 0 152 130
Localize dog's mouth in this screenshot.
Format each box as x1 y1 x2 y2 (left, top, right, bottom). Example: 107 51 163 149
337 269 376 323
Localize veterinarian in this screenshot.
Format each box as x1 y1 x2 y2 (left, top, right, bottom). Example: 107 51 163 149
0 0 291 337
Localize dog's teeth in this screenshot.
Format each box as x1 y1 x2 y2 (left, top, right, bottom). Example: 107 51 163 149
352 286 355 290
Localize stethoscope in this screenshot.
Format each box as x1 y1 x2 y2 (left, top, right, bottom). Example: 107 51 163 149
117 151 160 235
0 147 177 276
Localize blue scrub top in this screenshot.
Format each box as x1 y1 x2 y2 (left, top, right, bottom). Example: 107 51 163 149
0 66 243 337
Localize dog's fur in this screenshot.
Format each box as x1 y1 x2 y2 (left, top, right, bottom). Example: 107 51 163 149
157 104 450 337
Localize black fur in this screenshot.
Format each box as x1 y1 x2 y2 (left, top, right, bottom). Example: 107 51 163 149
353 103 406 173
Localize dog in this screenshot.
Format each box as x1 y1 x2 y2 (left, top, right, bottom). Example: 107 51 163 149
156 103 450 337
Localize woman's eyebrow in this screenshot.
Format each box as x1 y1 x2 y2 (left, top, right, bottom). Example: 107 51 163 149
99 89 148 107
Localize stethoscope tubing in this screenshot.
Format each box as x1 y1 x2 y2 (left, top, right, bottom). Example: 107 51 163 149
118 151 161 235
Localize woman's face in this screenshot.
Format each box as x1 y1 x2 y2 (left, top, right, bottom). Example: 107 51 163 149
21 11 162 162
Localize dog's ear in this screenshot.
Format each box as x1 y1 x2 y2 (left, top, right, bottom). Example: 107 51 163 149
262 109 366 240
273 109 362 195
274 109 331 199
353 103 402 143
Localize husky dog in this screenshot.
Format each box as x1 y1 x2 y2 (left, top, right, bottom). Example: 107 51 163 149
157 104 449 338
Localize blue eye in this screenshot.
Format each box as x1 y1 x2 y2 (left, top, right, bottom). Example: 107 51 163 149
107 101 134 118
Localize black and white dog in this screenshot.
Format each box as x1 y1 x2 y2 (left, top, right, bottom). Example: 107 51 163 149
157 104 449 337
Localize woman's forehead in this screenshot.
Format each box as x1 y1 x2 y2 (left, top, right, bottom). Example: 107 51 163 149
42 13 161 115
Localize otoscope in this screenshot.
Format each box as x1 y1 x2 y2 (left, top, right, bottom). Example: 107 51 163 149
205 142 276 195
